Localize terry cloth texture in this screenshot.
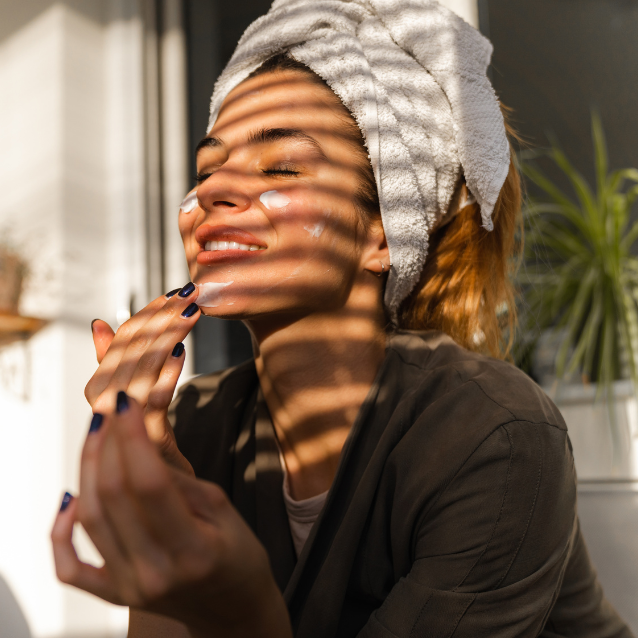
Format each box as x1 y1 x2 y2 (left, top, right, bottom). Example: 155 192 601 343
207 0 511 321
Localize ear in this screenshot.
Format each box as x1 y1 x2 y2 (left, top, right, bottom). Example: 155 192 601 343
361 218 390 277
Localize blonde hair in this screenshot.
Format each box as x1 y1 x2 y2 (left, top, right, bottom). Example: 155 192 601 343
399 146 521 359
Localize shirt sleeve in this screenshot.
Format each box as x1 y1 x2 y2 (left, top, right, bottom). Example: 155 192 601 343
357 420 581 638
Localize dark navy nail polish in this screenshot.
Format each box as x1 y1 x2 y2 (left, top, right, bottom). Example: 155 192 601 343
89 413 103 434
165 288 180 298
172 342 185 357
181 303 199 318
90 318 99 332
60 492 73 512
178 282 195 297
116 391 129 413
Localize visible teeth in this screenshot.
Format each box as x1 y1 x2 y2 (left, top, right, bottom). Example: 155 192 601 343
205 241 265 251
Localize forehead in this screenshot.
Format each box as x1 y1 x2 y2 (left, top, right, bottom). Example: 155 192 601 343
212 70 348 140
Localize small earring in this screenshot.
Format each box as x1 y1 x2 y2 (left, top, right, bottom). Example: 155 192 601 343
374 261 392 277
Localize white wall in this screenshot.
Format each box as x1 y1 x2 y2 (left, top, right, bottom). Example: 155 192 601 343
438 0 479 28
0 1 189 635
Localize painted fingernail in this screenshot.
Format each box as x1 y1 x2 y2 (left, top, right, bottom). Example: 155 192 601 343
116 391 129 413
178 282 195 297
89 413 103 434
181 303 199 318
90 318 99 332
165 288 180 298
172 342 185 357
60 492 73 512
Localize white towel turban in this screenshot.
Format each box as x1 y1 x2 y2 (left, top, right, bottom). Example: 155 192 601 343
207 0 511 322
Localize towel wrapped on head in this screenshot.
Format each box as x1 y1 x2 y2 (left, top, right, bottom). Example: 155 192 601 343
208 0 511 322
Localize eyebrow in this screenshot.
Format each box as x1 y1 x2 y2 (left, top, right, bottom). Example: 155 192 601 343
195 127 327 159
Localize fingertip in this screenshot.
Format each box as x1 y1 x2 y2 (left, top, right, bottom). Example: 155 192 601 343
181 303 199 319
171 342 185 358
111 391 146 437
88 413 104 435
60 491 74 513
115 391 129 414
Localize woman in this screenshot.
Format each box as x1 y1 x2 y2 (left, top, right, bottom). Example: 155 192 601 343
51 1 632 636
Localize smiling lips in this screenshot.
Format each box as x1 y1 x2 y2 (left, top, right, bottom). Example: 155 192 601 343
204 240 264 252
195 224 266 264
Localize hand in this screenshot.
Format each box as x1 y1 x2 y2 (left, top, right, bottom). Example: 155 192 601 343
85 284 200 472
51 394 293 638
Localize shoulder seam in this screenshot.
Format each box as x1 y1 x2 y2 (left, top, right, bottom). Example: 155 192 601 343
454 424 513 591
493 423 543 588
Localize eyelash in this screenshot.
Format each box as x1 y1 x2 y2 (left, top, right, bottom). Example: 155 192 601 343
195 172 212 183
194 167 300 184
262 168 300 177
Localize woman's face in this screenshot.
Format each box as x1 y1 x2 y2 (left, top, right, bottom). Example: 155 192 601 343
179 69 384 324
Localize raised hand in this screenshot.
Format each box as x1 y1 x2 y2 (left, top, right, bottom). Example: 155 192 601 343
85 284 201 472
51 394 292 638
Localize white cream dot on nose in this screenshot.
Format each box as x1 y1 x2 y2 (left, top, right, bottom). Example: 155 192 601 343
259 190 290 210
179 191 198 213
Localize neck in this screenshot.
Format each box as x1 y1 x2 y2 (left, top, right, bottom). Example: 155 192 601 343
247 287 387 500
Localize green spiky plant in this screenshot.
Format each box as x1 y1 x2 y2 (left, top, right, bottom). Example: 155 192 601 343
519 113 638 404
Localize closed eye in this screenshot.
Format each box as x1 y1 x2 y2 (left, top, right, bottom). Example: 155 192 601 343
195 171 213 183
262 168 300 176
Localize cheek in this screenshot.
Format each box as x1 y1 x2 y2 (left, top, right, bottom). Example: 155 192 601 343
178 210 200 249
265 192 360 287
265 190 339 244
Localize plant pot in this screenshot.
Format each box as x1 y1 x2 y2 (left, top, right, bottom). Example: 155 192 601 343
545 380 638 480
547 381 638 634
0 247 26 314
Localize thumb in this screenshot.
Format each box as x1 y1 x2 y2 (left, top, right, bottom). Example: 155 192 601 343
91 319 115 363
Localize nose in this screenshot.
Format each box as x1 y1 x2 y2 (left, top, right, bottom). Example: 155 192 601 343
196 164 253 214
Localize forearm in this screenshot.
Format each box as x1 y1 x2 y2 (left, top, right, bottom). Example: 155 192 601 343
128 609 194 638
185 581 293 638
128 581 292 638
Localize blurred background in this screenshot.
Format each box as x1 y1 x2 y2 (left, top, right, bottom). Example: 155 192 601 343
0 0 636 636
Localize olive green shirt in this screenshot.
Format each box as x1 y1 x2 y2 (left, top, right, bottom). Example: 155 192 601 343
170 331 632 638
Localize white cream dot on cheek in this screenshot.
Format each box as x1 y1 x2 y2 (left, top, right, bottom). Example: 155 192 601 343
259 190 290 210
179 190 198 214
196 281 233 307
303 222 325 238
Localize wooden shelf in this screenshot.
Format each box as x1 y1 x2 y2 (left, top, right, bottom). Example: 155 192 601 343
0 312 47 346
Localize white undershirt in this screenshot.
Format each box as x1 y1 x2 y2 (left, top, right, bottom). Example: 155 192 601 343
277 447 328 557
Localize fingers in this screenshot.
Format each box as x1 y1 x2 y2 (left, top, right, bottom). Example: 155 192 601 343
51 492 121 604
144 343 186 442
86 284 201 414
85 294 170 407
76 412 137 590
111 394 199 552
71 396 197 605
91 320 115 364
54 394 238 610
97 397 176 600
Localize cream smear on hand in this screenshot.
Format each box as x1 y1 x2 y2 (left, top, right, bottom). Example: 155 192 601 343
259 190 290 210
180 190 198 213
196 281 233 307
